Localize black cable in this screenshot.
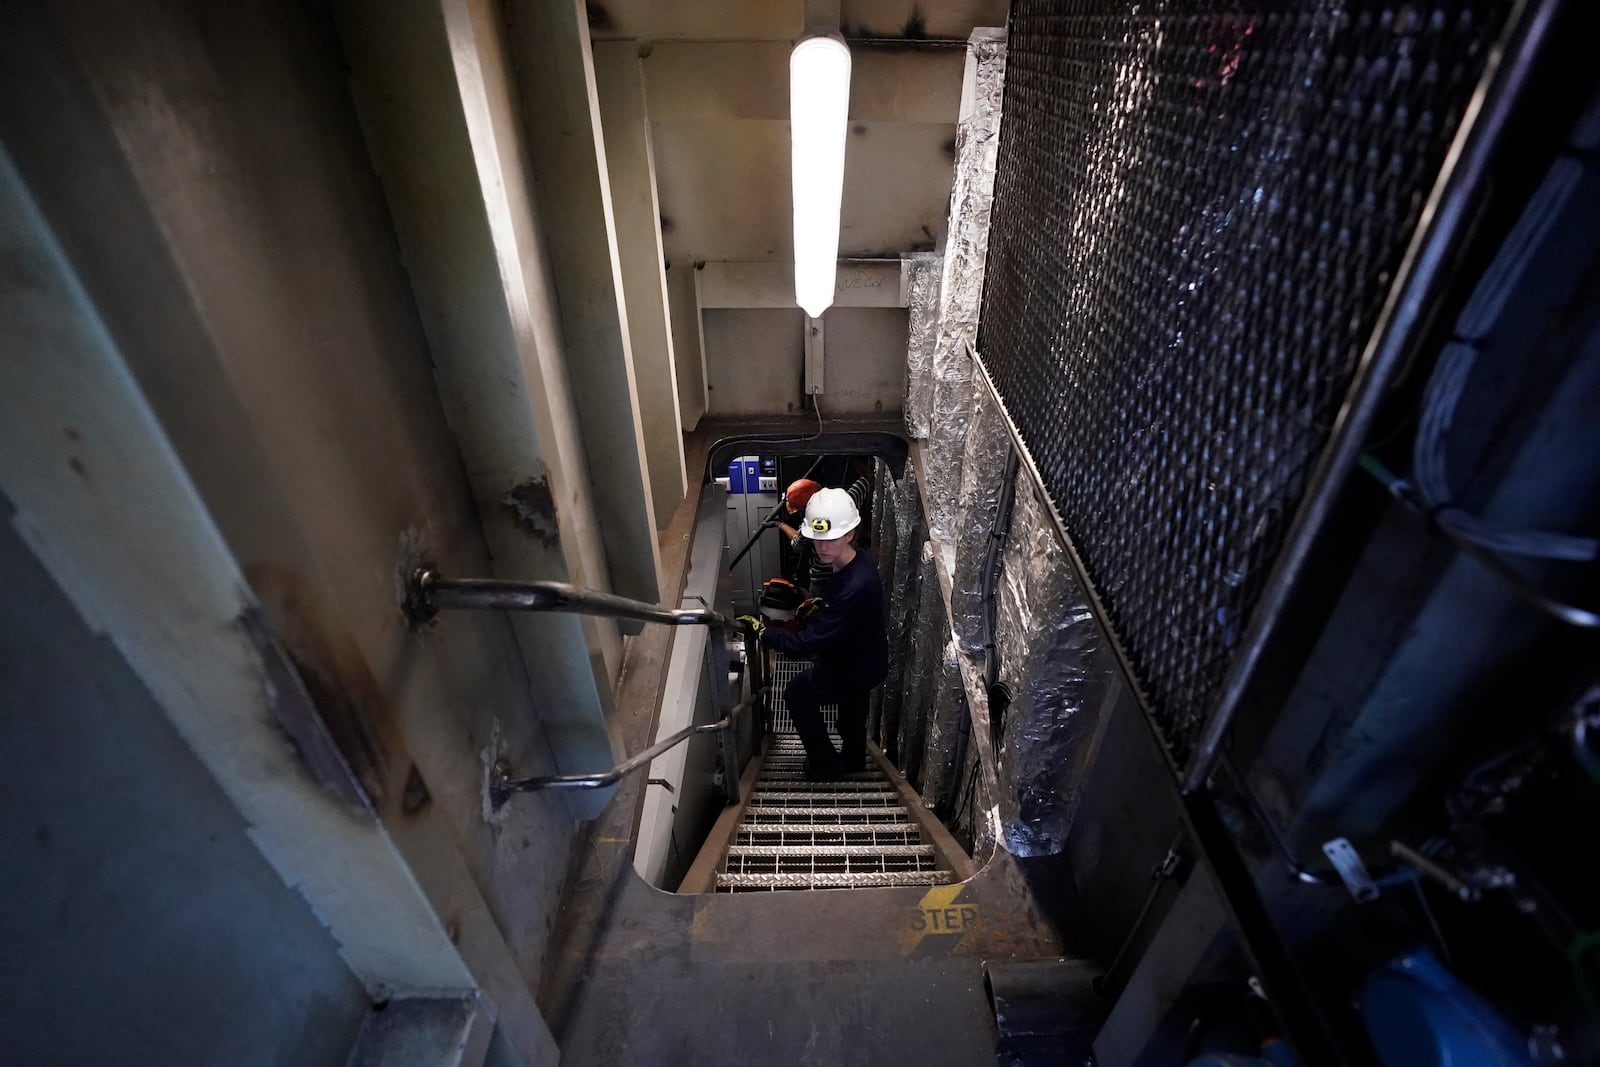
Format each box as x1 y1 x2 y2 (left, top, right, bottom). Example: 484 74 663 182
1359 452 1600 628
723 393 827 449
725 447 829 573
1095 831 1186 998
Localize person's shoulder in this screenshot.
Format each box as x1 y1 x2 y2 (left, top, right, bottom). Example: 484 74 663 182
848 551 882 587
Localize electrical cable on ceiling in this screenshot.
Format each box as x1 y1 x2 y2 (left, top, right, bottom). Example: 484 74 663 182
708 392 827 480
741 392 825 447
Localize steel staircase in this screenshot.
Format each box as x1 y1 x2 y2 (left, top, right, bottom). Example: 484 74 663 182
712 655 959 892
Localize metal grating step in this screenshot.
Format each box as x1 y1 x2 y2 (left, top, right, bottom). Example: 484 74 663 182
736 823 922 843
715 870 956 891
723 853 941 874
741 806 919 822
756 770 887 781
753 779 889 791
727 844 934 858
747 792 901 806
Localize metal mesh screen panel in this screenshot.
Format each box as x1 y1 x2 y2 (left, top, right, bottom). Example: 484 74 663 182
977 2 1509 764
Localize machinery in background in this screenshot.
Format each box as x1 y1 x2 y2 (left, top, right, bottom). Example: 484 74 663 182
720 455 782 613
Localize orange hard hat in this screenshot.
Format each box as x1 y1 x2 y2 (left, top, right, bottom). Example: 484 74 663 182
784 478 821 510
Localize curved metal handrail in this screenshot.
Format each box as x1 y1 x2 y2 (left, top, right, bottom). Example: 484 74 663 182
407 569 742 632
488 694 758 810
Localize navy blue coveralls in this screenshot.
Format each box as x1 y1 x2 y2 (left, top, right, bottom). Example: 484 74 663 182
761 549 889 774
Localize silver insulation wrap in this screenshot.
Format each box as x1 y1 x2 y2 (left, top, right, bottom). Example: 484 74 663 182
877 461 925 759
950 383 1013 655
917 636 968 812
924 29 1007 544
902 252 943 440
971 753 997 864
992 482 1115 857
868 463 895 741
896 541 943 781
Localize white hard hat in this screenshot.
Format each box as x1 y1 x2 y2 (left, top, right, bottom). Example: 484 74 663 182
801 487 861 541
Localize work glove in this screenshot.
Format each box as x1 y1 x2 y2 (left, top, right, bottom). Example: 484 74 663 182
797 597 825 624
736 614 767 639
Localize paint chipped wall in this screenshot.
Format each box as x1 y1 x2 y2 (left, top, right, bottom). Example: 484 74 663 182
0 0 579 1016
0 523 369 1064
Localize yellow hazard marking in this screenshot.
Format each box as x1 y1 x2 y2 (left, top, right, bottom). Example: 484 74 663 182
899 883 980 955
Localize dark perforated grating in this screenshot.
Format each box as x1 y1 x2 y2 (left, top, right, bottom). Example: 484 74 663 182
977 3 1510 766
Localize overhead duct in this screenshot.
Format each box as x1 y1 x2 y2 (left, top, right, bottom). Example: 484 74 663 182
992 483 1114 857
924 28 1006 546
918 635 970 815
950 385 1015 656
901 251 943 440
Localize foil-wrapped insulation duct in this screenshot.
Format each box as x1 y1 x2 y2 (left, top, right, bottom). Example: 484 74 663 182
876 461 928 758
993 482 1115 857
902 252 943 440
924 29 1007 545
896 541 945 785
918 636 969 813
945 738 981 854
868 463 897 741
967 751 998 865
950 384 1014 655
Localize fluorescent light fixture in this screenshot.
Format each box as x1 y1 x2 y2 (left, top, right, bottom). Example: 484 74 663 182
790 36 851 319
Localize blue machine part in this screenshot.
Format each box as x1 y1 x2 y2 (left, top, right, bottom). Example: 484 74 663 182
1361 950 1535 1067
727 456 766 494
1185 1037 1298 1067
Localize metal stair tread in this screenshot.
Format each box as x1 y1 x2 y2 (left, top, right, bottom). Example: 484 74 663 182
715 870 956 889
753 779 891 791
747 792 902 804
726 843 934 857
736 826 923 842
740 806 922 820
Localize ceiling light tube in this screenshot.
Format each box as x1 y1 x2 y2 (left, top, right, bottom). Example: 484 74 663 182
790 36 852 319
